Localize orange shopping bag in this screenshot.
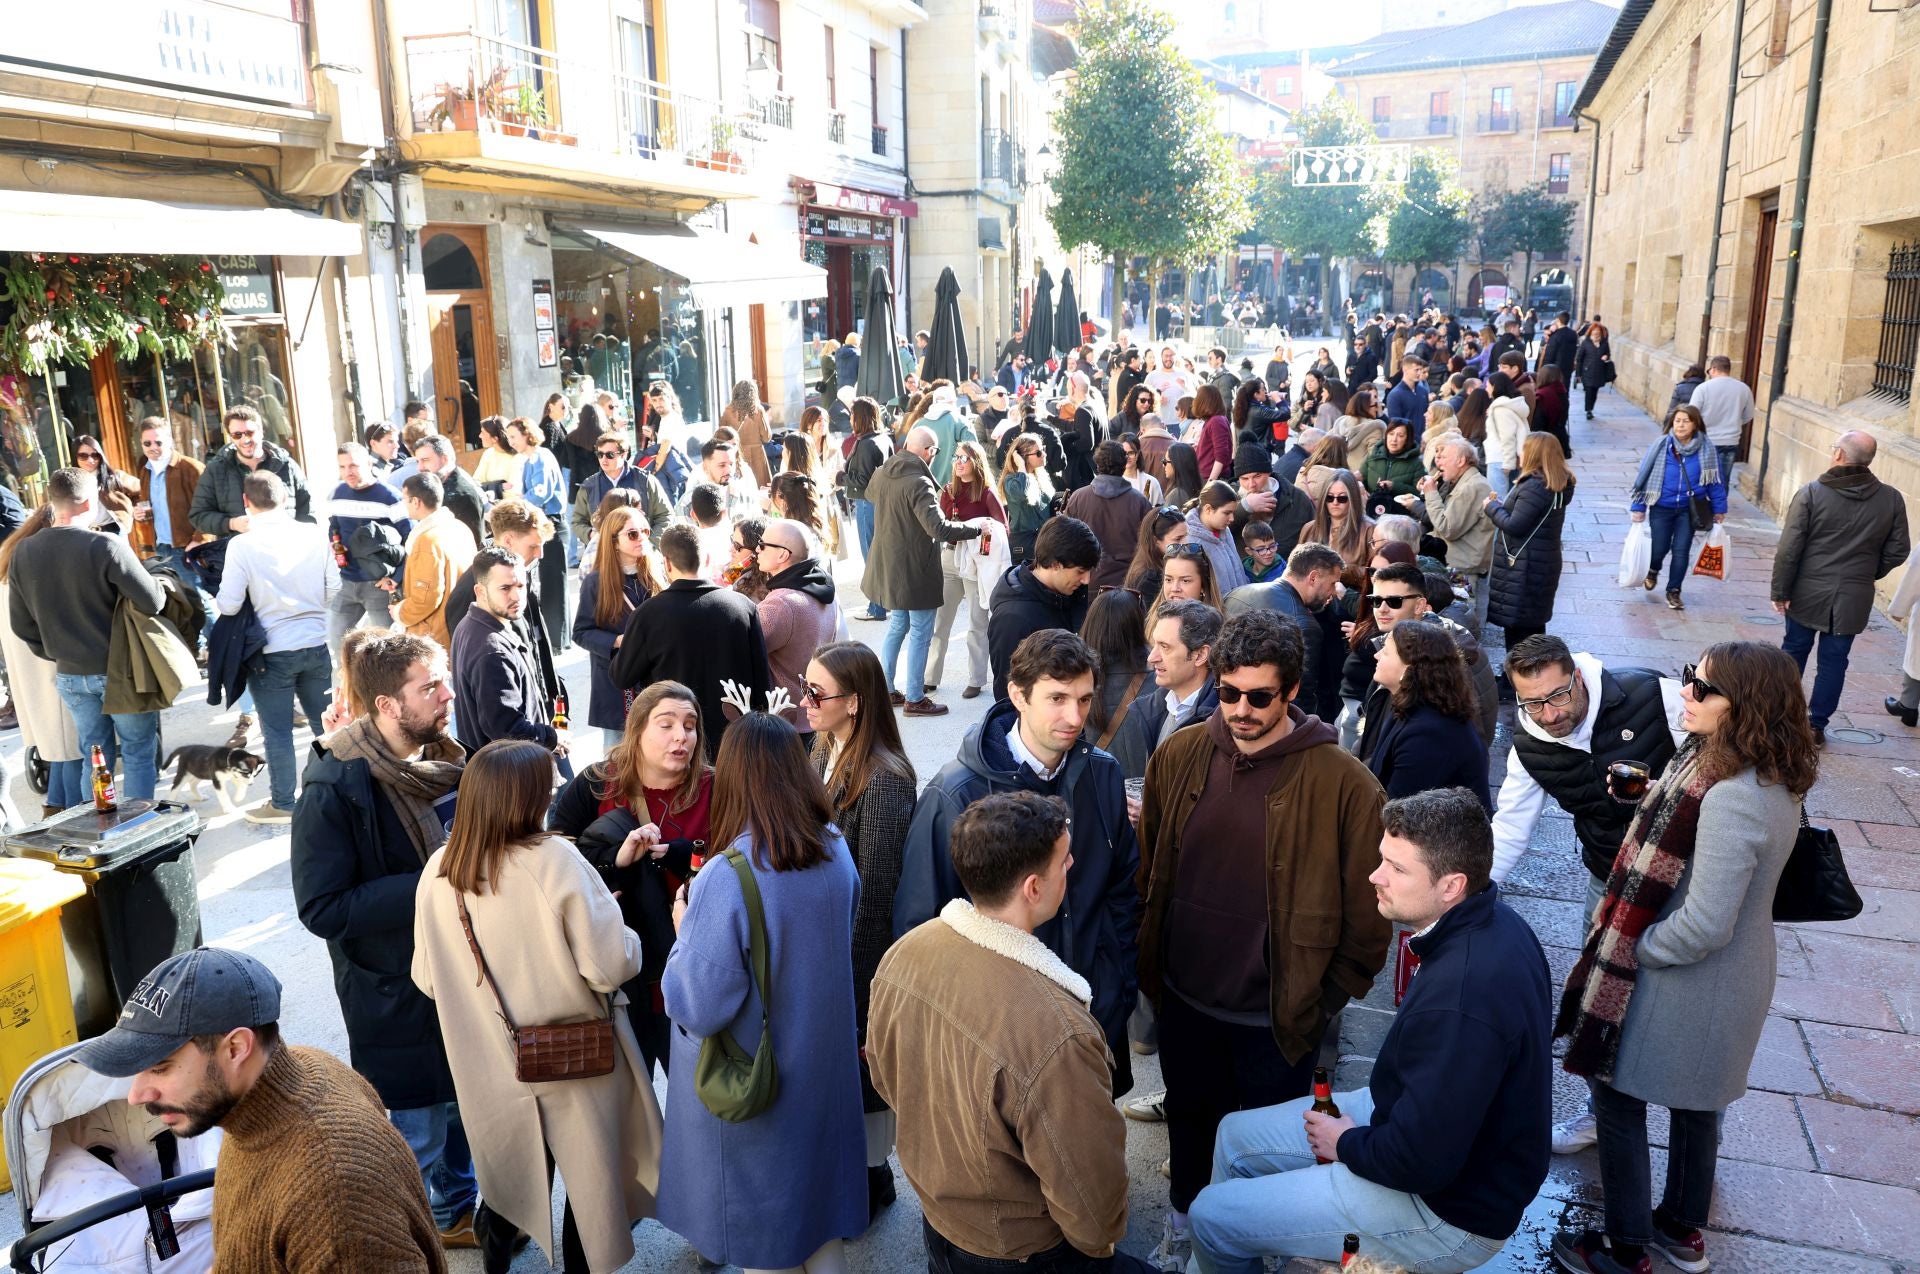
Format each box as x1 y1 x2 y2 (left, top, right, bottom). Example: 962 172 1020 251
1692 525 1729 580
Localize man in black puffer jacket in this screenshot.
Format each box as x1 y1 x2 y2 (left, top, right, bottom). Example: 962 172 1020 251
986 517 1097 700
188 404 313 538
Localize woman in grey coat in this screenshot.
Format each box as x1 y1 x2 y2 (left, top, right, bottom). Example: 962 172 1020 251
1553 641 1816 1274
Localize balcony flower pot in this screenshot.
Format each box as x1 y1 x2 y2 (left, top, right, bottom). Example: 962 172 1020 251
539 130 578 146
497 121 533 139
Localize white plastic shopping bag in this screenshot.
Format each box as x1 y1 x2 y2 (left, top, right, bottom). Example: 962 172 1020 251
1617 520 1652 588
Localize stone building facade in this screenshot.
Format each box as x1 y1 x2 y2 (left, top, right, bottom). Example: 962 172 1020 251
1577 0 1920 560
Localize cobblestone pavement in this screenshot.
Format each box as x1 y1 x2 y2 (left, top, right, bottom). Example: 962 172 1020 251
3 385 1915 1272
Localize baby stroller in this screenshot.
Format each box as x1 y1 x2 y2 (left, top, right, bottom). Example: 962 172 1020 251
4 1042 217 1272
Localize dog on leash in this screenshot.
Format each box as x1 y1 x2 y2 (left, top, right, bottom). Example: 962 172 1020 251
162 745 266 814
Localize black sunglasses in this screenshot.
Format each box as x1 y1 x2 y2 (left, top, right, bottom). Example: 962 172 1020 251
802 684 852 704
1164 543 1209 559
1099 585 1143 601
597 449 625 460
1217 683 1285 709
1367 593 1418 610
1681 663 1723 700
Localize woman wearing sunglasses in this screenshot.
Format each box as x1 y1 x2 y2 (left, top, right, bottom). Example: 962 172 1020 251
1555 643 1814 1274
1126 505 1190 607
803 641 917 1222
1363 619 1491 810
573 505 669 745
70 434 138 533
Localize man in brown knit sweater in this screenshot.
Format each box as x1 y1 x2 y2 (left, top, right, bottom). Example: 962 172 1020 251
76 948 445 1273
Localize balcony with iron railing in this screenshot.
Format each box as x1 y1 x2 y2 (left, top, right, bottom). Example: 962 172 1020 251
870 123 889 158
404 31 760 189
1477 110 1517 133
828 110 847 144
1540 107 1577 129
982 128 1024 185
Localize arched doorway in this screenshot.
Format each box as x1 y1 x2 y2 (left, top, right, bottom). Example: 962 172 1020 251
1466 267 1510 314
422 225 499 453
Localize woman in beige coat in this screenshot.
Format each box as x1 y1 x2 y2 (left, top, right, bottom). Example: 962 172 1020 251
0 507 82 814
413 739 663 1273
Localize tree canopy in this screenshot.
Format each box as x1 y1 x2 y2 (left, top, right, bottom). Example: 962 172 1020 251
1048 0 1250 265
1383 148 1472 272
1476 182 1577 286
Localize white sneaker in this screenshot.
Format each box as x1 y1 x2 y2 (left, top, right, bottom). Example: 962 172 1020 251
1551 1110 1599 1154
1124 1090 1166 1122
1149 1216 1190 1272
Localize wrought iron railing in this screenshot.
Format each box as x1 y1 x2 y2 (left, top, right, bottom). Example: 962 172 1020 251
870 123 889 157
1478 111 1516 132
981 128 1022 184
828 110 846 144
1872 241 1920 402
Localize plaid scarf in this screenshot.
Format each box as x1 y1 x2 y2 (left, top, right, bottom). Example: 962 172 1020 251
1556 739 1712 1079
322 716 465 863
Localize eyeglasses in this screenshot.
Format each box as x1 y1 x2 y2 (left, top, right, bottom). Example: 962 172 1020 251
228 431 257 441
1217 683 1285 709
730 540 749 553
1515 679 1578 717
802 684 853 704
1681 663 1723 700
141 438 168 448
1368 593 1419 610
1324 494 1351 505
1164 543 1209 559
618 528 645 541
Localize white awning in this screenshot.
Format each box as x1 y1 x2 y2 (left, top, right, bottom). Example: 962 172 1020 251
0 190 364 257
558 220 826 311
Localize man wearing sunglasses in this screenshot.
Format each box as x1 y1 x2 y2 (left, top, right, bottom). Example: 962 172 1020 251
1135 610 1389 1271
568 430 670 549
1224 542 1345 721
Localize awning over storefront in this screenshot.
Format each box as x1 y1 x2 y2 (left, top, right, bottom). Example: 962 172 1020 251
557 220 827 312
0 190 363 256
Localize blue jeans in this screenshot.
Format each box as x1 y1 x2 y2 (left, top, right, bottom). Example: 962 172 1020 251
1647 504 1695 594
881 607 937 700
54 673 159 802
251 645 333 811
1716 445 1737 485
1188 1090 1506 1274
1781 615 1855 729
47 759 86 810
853 499 885 618
389 1103 478 1229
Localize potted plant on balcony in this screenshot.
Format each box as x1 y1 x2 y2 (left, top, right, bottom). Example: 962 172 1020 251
492 82 547 139
700 117 742 171
424 82 478 132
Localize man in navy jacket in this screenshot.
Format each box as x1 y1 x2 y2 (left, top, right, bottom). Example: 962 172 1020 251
1187 787 1552 1273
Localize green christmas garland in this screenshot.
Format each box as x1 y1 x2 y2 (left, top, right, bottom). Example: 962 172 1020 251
0 252 230 374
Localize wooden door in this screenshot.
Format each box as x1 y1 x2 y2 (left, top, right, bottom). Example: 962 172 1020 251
427 293 500 455
1739 203 1778 460
748 303 769 404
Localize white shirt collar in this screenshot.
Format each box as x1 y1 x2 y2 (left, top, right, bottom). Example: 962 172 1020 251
146 454 173 474
1007 721 1064 781
1166 680 1205 720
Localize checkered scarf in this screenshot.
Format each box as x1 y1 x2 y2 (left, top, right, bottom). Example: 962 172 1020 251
1555 738 1712 1079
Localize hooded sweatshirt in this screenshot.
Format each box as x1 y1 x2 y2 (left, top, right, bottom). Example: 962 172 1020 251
1167 708 1341 1023
758 556 840 728
1064 474 1153 590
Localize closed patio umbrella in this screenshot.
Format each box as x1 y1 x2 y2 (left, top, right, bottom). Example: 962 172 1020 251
854 265 905 409
1022 268 1055 366
1054 269 1081 355
923 266 970 387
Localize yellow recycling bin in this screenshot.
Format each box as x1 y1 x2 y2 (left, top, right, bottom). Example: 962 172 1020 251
0 857 87 1193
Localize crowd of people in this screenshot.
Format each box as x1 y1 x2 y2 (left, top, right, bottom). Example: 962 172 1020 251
8 303 1912 1274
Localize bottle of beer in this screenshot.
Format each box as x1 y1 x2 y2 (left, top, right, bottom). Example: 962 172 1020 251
1341 1233 1360 1267
551 685 570 730
329 527 349 569
91 744 117 812
1312 1066 1341 1164
687 839 708 880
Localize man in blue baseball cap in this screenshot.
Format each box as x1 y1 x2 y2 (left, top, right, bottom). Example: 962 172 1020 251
78 948 446 1272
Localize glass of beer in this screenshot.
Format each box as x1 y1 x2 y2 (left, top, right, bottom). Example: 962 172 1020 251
1607 760 1651 804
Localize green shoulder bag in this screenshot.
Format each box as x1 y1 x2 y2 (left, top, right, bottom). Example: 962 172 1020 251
693 848 780 1122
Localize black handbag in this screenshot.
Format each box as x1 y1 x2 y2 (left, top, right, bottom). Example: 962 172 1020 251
1674 445 1715 532
1772 807 1864 924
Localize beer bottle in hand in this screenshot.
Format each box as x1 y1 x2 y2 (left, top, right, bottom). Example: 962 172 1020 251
1341 1234 1360 1267
91 745 117 812
1312 1066 1341 1164
551 686 570 729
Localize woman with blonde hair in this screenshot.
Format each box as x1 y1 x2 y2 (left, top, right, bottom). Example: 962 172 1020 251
659 713 866 1273
1485 432 1576 648
998 430 1053 566
414 739 664 1274
720 378 773 487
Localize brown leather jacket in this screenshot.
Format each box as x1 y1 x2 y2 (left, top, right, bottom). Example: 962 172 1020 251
135 454 206 551
1137 707 1391 1063
868 902 1131 1262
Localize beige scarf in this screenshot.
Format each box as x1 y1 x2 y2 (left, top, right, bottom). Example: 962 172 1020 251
323 716 465 862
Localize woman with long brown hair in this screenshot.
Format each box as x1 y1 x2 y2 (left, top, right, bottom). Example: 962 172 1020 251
1157 541 1223 613
803 641 917 1218
770 469 838 556
1192 383 1234 482
550 680 712 1075
1364 619 1490 809
572 506 668 744
1554 642 1814 1274
1126 503 1189 604
1296 433 1350 502
720 378 773 487
472 415 520 495
1305 468 1373 584
415 739 664 1274
660 713 867 1272
931 439 1006 697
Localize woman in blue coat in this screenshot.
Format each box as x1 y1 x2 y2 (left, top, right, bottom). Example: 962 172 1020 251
1366 619 1492 811
1629 403 1726 612
660 712 867 1272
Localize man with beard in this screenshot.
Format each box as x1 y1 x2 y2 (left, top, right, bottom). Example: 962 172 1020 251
450 547 564 759
292 632 477 1251
76 947 444 1272
1134 610 1388 1271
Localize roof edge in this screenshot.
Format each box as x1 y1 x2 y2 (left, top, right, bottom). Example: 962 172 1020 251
1574 0 1656 116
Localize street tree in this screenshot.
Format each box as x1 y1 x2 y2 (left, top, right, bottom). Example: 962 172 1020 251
1048 0 1250 326
1476 181 1577 297
1253 94 1395 321
1383 148 1472 299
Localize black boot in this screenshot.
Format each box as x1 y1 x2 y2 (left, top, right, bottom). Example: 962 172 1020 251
1886 696 1919 728
868 1163 897 1222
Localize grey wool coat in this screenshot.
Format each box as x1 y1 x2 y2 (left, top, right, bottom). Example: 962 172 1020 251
1608 767 1799 1111
1769 464 1910 635
860 450 980 611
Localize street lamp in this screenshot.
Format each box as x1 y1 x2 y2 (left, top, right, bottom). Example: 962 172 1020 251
745 51 778 112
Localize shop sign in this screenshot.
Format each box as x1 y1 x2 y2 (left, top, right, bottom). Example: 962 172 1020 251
215 256 277 317
532 278 557 367
803 182 918 219
805 211 893 243
6 4 310 108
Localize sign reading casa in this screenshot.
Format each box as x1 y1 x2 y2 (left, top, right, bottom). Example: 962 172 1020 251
4 3 310 109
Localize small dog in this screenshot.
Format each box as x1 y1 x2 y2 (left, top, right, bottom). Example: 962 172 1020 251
162 745 265 814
